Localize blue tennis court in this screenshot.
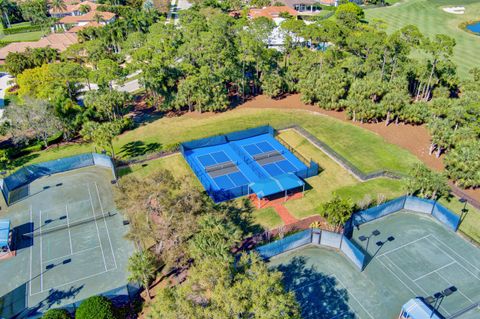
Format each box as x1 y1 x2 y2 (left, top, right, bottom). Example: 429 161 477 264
181 126 319 202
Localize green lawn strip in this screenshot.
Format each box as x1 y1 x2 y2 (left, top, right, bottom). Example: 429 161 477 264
14 108 420 176
365 0 480 79
253 207 284 229
1 30 46 42
280 129 405 219
438 197 480 243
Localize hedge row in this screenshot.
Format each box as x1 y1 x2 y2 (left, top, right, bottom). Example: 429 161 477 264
3 24 42 35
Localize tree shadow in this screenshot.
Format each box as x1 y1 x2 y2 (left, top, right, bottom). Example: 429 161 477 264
274 256 356 319
119 141 162 158
219 198 264 235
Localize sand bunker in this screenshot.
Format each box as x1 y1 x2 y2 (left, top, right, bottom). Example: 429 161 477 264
443 6 465 14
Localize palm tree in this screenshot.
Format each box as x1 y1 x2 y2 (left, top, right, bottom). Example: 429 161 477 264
0 0 11 28
93 12 105 24
79 4 90 14
50 0 67 14
127 250 158 301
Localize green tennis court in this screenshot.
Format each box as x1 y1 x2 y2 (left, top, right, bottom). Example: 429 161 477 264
0 166 133 318
269 211 480 319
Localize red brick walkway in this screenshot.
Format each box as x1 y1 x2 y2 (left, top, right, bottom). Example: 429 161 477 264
249 192 304 225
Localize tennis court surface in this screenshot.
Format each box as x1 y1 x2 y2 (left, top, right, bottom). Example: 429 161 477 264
269 211 480 319
0 166 133 318
181 126 319 202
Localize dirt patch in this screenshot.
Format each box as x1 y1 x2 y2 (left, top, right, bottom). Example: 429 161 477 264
239 94 443 170
238 94 480 202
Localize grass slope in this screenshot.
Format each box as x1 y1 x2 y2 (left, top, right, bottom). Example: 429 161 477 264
14 108 420 176
365 0 480 79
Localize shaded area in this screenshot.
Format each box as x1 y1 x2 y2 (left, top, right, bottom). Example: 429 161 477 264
275 256 355 319
119 141 162 158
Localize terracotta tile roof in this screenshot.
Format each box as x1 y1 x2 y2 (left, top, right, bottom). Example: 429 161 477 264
249 6 299 19
67 21 101 33
0 33 78 60
59 10 115 24
278 0 318 7
49 1 98 14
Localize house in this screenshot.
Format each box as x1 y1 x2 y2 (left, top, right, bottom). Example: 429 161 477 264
248 6 299 20
276 0 321 12
49 1 99 18
55 11 116 32
0 33 78 64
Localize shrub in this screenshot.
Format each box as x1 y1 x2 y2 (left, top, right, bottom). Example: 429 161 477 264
76 296 117 319
42 309 71 319
3 24 42 35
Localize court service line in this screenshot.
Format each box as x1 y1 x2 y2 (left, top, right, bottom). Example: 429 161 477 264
30 268 112 297
335 276 375 319
39 209 44 292
376 235 432 258
95 182 117 270
428 237 480 282
87 184 107 272
41 245 101 265
383 255 451 317
65 204 73 255
429 235 480 274
28 205 33 297
377 256 417 296
413 261 456 282
434 270 473 304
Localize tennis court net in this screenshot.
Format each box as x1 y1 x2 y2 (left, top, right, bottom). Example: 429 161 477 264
23 212 115 238
205 161 237 173
253 150 284 161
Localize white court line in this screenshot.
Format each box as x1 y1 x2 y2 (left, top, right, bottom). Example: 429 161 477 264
29 268 111 297
335 276 374 319
384 255 451 317
41 245 101 265
428 237 480 282
95 182 117 270
413 261 456 282
264 139 302 170
39 209 43 292
376 235 431 258
435 269 473 304
430 235 480 274
28 205 33 297
377 256 417 296
87 184 107 272
65 204 73 255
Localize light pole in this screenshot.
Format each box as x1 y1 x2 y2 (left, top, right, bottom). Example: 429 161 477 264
358 229 381 253
459 198 468 221
424 286 457 318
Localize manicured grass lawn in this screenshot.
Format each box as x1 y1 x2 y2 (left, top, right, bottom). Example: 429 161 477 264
438 197 480 243
253 208 284 229
12 108 420 176
280 129 405 219
1 31 46 42
365 0 480 79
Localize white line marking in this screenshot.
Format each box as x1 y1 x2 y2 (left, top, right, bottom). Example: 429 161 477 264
28 205 33 297
384 255 451 316
39 209 43 292
95 182 117 270
87 184 107 272
376 235 431 258
41 246 101 265
430 235 480 274
428 237 480 282
65 204 73 255
377 256 417 296
335 276 374 319
29 268 113 297
413 261 456 281
435 270 473 304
